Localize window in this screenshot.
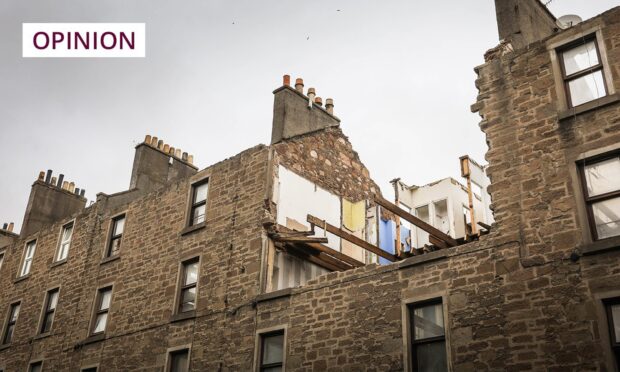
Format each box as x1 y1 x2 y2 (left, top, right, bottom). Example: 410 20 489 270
189 181 208 226
579 152 620 240
56 222 74 261
91 287 112 335
605 298 620 369
0 251 4 271
415 205 430 248
106 215 125 257
20 240 37 277
178 258 199 313
463 205 473 236
167 349 190 372
433 199 450 235
81 368 97 372
29 362 42 372
2 302 20 345
559 36 607 107
40 288 59 334
259 330 284 372
408 299 448 372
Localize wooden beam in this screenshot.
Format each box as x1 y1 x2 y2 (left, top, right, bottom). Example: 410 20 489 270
279 243 350 272
477 221 492 230
428 235 448 249
374 196 458 247
304 242 365 268
307 214 399 262
271 235 329 244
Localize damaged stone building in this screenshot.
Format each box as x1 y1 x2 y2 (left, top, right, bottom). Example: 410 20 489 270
2 0 620 370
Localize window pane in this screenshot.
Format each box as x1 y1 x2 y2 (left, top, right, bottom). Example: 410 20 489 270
569 70 606 106
41 313 53 333
584 157 620 197
262 333 284 365
21 259 32 276
592 198 620 239
29 363 42 372
562 40 599 75
100 290 112 310
10 304 20 321
93 313 108 333
413 303 445 340
180 287 196 312
3 324 14 344
48 291 59 310
611 304 620 342
170 350 189 372
415 341 448 372
192 204 206 225
109 237 121 256
433 200 449 235
58 242 70 261
193 183 208 204
26 241 36 258
113 217 125 236
184 261 198 285
62 224 73 243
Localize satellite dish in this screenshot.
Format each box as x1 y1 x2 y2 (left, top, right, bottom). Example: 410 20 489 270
557 15 583 29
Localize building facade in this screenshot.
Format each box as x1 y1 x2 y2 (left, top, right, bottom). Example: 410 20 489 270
1 1 620 371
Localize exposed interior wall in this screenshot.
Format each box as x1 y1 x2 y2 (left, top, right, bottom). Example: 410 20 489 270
274 164 341 251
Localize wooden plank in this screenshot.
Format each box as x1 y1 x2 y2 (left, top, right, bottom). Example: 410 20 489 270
477 221 492 230
305 242 365 268
307 214 399 262
429 235 448 249
374 196 458 247
275 224 365 268
271 235 329 244
280 243 349 272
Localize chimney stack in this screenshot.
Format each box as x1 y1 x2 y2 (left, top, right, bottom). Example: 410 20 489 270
20 170 86 237
271 75 340 144
494 0 557 50
129 134 198 193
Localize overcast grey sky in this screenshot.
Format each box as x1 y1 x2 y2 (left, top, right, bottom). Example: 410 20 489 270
0 1 617 232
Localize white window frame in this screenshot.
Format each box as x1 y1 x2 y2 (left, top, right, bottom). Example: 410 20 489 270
56 220 75 262
20 240 37 277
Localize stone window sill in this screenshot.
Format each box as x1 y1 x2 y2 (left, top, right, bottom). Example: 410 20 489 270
33 332 52 341
0 343 11 351
50 259 68 269
180 223 206 236
398 249 448 269
558 93 620 121
256 288 293 303
14 274 30 284
580 235 620 256
81 333 105 346
170 310 196 323
99 255 120 265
